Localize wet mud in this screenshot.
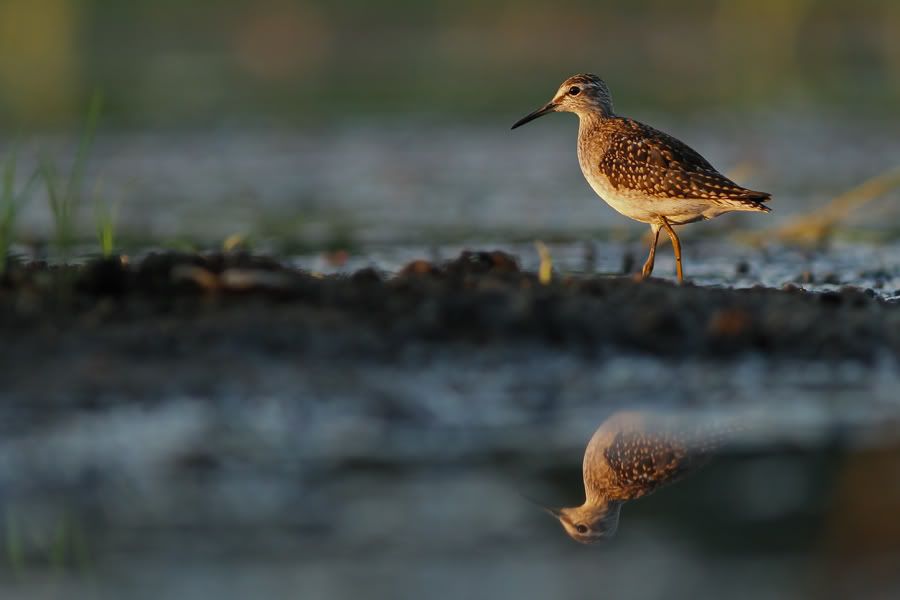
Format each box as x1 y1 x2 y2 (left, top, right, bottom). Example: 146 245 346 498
1 249 894 367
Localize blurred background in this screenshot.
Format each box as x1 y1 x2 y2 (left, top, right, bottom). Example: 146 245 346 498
1 0 898 254
2 0 900 127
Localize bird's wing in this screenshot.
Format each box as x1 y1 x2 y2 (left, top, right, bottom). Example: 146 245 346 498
603 430 696 499
599 119 771 205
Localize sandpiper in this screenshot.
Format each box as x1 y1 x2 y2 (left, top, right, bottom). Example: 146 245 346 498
512 74 771 283
539 410 727 544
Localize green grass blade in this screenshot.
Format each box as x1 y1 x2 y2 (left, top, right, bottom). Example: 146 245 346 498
94 182 117 258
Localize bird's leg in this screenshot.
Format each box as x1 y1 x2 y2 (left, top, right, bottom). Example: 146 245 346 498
659 217 684 284
639 224 661 280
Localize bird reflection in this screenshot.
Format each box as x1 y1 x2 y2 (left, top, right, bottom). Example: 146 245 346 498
541 410 731 543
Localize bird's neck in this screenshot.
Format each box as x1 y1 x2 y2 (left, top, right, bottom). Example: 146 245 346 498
583 489 607 507
577 112 614 154
582 465 617 504
577 108 614 129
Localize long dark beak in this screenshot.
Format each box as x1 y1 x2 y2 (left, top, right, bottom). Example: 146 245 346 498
511 101 557 130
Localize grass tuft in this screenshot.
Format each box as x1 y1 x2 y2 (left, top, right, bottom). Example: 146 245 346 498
41 92 103 263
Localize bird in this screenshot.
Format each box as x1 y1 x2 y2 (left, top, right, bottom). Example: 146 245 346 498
538 410 730 544
511 74 771 284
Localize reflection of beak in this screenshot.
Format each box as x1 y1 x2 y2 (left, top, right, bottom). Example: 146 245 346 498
523 495 562 519
511 101 557 130
541 505 562 519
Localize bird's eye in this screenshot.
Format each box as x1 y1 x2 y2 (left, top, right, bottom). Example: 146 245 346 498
575 524 589 534
568 86 581 96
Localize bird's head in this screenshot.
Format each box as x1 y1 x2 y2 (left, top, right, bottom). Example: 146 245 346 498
543 501 623 544
511 74 614 129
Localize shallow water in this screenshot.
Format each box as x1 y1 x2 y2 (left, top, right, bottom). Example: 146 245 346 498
2 348 900 599
8 114 900 245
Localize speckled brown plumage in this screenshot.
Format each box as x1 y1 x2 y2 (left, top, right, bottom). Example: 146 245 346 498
594 118 771 208
582 411 715 501
602 429 695 499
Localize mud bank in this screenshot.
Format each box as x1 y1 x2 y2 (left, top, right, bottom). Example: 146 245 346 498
1 250 894 362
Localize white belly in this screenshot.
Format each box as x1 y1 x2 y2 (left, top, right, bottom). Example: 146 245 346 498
581 169 712 225
583 174 655 223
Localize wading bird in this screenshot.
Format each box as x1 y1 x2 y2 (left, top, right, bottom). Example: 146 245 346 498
512 74 771 283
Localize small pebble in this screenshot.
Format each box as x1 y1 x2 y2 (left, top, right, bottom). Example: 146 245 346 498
399 259 439 277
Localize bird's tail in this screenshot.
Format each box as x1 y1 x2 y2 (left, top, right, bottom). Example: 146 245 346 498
717 192 772 213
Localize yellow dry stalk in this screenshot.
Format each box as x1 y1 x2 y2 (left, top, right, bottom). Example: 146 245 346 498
740 165 900 247
535 240 553 285
222 233 246 252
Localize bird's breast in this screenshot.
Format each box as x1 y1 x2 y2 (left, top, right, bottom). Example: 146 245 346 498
577 148 658 224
